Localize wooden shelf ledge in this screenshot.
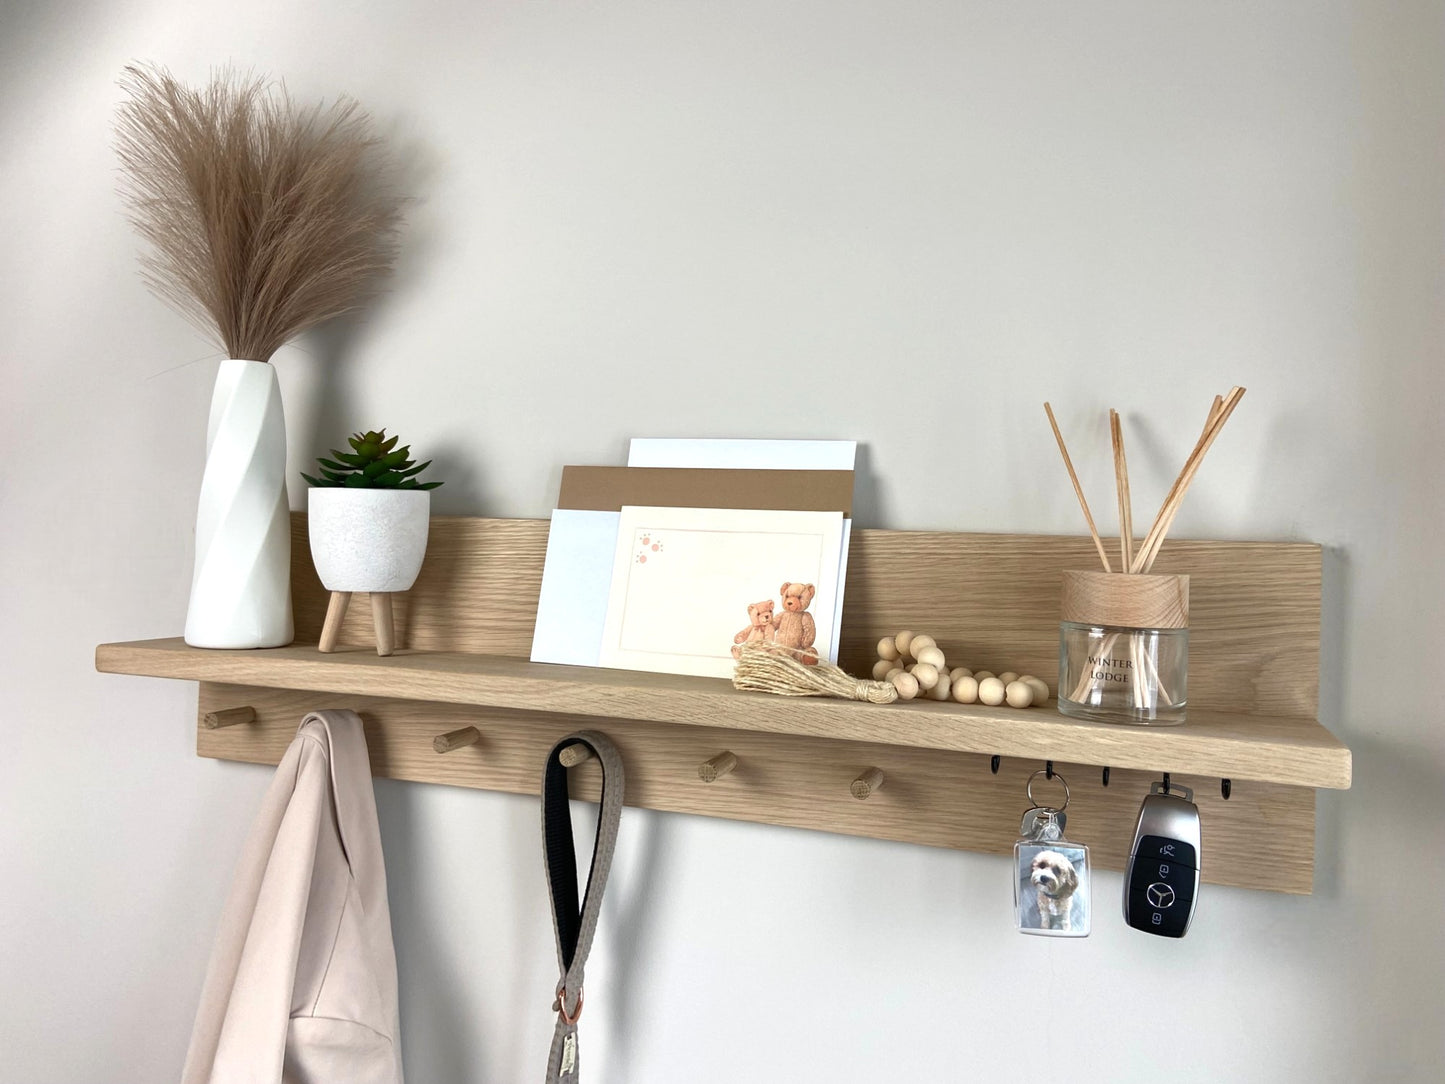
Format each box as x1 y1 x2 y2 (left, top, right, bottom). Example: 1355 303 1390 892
95 637 1351 790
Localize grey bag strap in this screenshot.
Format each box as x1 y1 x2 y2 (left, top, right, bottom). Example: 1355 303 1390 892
541 731 625 1083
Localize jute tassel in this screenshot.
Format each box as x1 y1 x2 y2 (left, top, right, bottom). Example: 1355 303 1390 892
733 642 900 704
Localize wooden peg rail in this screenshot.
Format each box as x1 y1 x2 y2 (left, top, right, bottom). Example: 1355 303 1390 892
95 514 1352 896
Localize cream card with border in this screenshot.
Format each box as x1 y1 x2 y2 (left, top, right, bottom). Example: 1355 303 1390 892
598 506 845 679
625 438 856 660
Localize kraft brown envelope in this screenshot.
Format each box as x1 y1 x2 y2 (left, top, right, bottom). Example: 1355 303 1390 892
557 467 854 515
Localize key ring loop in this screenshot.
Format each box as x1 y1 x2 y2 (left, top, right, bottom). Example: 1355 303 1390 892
1026 769 1070 812
553 985 584 1025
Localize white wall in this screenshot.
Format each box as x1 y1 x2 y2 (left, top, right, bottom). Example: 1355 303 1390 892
3 2 1442 1080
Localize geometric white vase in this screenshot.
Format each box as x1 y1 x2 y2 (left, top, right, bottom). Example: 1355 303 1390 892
183 359 295 648
307 488 430 592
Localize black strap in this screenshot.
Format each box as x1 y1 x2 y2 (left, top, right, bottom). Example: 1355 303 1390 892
541 732 624 1083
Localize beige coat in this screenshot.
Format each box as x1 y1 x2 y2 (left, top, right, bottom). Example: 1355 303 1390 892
182 710 403 1084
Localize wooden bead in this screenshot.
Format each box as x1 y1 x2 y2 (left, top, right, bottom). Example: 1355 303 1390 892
895 630 915 657
890 671 920 700
910 662 939 690
1005 680 1034 708
928 675 953 700
915 646 946 669
885 667 904 683
1022 676 1050 703
872 658 896 681
973 670 996 682
978 677 1006 706
999 671 1019 685
909 634 936 655
951 675 979 704
877 637 900 661
950 667 973 681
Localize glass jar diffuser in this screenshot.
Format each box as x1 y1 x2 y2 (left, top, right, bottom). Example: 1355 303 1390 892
1058 570 1188 726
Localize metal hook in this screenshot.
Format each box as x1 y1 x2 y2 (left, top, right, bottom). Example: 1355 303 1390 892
1162 772 1171 794
1101 766 1111 787
1221 778 1232 800
1046 760 1054 780
990 755 1001 774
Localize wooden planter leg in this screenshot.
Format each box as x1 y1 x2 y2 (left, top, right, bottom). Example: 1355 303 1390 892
372 592 395 657
319 592 351 652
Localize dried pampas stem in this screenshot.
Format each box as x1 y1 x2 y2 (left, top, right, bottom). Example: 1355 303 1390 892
734 642 899 704
114 63 404 362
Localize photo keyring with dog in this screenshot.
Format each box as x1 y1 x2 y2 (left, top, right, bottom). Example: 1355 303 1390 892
1014 771 1091 937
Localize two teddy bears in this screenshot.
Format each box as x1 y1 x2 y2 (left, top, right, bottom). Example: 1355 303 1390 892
731 582 817 663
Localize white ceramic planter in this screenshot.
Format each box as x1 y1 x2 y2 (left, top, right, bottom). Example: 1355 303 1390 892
308 488 431 592
184 359 294 649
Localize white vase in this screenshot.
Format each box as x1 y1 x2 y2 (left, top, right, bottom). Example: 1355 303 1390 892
308 488 431 593
183 359 295 648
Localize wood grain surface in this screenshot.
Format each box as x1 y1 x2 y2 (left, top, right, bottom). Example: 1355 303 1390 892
96 638 1351 789
93 514 1343 895
287 515 1321 716
196 682 1316 894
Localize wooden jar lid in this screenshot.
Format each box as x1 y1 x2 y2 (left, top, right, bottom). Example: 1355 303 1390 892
1060 570 1189 629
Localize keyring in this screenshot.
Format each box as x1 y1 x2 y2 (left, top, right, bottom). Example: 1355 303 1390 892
1026 769 1070 811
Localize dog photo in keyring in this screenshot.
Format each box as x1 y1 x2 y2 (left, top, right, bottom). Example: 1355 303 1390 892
1015 843 1090 937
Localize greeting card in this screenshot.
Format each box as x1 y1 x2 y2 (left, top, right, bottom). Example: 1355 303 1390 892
597 506 845 679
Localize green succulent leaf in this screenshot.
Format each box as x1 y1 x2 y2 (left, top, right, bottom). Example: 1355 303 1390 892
308 429 442 489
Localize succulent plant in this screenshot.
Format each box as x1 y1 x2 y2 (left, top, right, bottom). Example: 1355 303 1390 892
302 430 443 490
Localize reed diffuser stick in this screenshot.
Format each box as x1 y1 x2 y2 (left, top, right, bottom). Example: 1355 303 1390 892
1132 386 1246 572
1110 409 1134 573
1044 402 1112 572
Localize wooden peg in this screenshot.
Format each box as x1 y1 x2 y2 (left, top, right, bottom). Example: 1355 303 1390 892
698 751 738 783
202 705 256 730
559 743 594 767
433 726 481 754
851 767 885 800
372 593 395 657
319 592 351 652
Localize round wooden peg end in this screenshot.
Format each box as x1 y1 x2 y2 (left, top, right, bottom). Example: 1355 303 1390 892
698 751 738 783
851 767 885 800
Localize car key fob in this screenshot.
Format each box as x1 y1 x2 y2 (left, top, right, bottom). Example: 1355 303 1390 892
1123 782 1201 937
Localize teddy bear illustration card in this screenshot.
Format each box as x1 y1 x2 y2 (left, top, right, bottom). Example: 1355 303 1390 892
597 506 845 679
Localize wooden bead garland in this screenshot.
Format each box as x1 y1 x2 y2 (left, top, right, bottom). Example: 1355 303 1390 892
870 630 1051 708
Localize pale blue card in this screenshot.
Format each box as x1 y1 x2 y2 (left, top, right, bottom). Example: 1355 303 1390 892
529 508 620 666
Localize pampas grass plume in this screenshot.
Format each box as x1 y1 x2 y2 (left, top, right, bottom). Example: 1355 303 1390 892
115 63 404 362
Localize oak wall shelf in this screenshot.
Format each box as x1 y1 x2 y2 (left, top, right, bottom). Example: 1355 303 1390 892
95 638 1349 790
95 515 1351 896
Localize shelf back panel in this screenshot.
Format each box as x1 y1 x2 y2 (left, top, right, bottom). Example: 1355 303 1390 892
290 515 1321 717
200 682 1315 894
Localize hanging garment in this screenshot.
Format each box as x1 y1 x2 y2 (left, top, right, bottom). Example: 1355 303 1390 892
182 709 404 1084
541 732 625 1083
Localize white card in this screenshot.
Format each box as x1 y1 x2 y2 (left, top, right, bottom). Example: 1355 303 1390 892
627 438 856 471
598 506 845 679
